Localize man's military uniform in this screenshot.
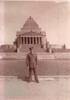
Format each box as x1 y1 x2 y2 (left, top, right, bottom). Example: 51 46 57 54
26 52 39 83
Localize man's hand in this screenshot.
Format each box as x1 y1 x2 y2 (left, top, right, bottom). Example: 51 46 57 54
26 63 29 67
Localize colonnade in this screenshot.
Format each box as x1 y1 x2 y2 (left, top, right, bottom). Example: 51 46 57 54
18 36 42 45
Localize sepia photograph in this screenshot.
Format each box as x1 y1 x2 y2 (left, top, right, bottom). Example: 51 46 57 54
0 0 70 100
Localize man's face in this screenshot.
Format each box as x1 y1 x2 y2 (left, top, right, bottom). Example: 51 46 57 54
30 48 33 53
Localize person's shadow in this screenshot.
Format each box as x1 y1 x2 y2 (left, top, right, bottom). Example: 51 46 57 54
17 74 29 82
16 66 30 82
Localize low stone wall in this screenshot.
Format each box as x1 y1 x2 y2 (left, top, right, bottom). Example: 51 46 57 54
38 53 70 60
0 52 70 60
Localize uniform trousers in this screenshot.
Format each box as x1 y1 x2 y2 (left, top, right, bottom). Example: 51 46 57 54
29 67 39 82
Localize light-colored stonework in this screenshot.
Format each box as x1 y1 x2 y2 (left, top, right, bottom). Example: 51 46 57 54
14 16 47 52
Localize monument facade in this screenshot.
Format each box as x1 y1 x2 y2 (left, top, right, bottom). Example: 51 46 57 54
14 16 47 52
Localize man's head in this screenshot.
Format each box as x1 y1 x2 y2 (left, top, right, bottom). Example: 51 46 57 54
29 46 33 53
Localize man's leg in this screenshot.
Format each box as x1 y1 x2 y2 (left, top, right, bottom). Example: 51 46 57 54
33 68 39 83
28 68 32 82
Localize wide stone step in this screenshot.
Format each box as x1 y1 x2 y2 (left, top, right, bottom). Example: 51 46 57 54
19 44 45 52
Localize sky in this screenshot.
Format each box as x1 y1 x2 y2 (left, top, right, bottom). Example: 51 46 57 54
0 0 70 48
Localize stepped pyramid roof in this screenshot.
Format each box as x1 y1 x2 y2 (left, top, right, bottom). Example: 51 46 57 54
23 16 40 30
17 16 42 35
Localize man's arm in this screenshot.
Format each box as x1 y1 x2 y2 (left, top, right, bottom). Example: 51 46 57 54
26 54 29 67
35 55 38 66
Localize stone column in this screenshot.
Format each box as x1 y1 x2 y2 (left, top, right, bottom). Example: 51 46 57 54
37 37 39 44
35 37 37 44
30 37 32 44
25 37 26 44
26 37 27 44
24 37 25 44
33 37 34 44
27 37 29 44
31 37 32 44
20 37 21 43
23 37 24 44
32 37 34 44
27 37 28 44
21 37 23 44
34 37 35 44
31 37 33 44
29 37 31 44
36 37 37 44
35 37 36 44
28 37 29 44
40 37 42 44
29 37 30 44
36 37 38 44
38 37 40 44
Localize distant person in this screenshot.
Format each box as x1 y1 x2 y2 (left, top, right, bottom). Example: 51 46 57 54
26 46 39 83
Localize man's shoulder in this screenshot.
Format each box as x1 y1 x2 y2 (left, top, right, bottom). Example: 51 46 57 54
27 53 32 57
27 53 30 56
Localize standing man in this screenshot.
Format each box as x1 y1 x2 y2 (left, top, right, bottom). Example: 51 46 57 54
26 46 39 83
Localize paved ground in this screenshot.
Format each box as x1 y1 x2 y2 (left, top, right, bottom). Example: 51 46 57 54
0 59 70 100
0 76 70 100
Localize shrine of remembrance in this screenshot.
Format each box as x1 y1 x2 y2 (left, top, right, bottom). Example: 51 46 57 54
14 16 47 52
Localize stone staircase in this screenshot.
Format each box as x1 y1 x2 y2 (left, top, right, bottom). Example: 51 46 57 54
18 44 45 52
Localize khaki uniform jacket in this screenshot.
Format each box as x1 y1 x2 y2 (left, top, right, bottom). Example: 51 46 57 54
26 53 37 69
